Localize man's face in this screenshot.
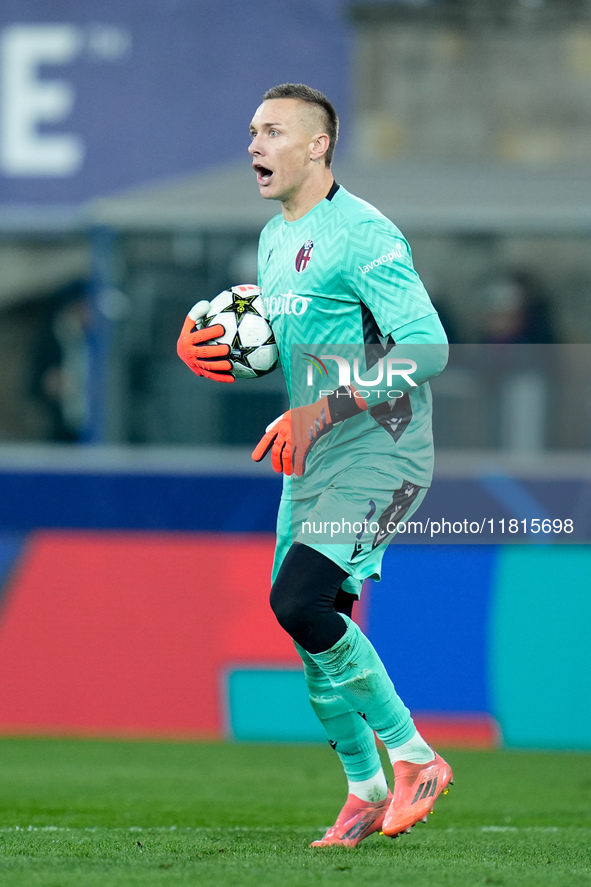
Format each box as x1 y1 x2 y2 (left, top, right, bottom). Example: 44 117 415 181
248 98 320 203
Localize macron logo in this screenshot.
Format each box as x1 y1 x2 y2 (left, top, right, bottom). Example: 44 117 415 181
359 246 404 275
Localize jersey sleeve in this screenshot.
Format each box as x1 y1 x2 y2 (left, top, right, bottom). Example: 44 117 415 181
341 218 436 338
358 313 449 409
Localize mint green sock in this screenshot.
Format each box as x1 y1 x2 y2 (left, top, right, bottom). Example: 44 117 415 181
308 616 416 749
296 642 384 783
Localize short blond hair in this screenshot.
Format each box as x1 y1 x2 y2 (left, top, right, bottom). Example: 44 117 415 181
262 83 339 167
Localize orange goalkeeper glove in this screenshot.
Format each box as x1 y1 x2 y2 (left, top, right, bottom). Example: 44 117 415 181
177 300 234 383
252 385 368 476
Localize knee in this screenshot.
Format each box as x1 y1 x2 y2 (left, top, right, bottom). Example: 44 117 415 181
270 579 311 639
269 543 349 652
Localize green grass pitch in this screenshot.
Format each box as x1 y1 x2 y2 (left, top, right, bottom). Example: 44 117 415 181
0 737 589 887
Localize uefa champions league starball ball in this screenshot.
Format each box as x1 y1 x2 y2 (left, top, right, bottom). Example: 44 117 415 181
201 284 278 380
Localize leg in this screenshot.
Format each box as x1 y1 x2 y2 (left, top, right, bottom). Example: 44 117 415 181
272 544 391 846
270 498 380 784
272 545 386 788
271 541 452 841
295 591 386 793
307 612 453 836
270 541 350 654
271 542 418 748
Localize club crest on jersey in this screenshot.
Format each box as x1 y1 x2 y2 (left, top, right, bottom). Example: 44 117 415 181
295 240 314 272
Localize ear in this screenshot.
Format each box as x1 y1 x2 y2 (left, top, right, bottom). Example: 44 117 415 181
309 132 330 163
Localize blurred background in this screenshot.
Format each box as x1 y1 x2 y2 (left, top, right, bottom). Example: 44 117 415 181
0 0 589 752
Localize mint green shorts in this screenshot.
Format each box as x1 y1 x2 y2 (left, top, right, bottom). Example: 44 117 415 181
271 470 428 597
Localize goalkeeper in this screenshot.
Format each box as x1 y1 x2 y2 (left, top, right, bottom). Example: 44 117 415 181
178 83 452 847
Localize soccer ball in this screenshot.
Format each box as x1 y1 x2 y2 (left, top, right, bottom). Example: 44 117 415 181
201 284 278 380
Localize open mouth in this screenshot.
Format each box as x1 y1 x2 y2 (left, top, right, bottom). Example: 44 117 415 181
254 164 273 185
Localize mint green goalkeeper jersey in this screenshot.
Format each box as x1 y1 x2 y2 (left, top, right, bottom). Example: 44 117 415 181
257 183 445 494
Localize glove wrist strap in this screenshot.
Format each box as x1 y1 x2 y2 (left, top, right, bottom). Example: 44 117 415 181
326 385 368 423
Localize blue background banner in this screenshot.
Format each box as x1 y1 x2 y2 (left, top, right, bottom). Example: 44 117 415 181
0 0 351 204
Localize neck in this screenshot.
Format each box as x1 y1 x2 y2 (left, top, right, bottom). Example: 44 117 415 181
281 168 334 221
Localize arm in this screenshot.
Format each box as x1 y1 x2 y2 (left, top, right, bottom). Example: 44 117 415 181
357 312 448 410
251 383 368 477
252 313 448 476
